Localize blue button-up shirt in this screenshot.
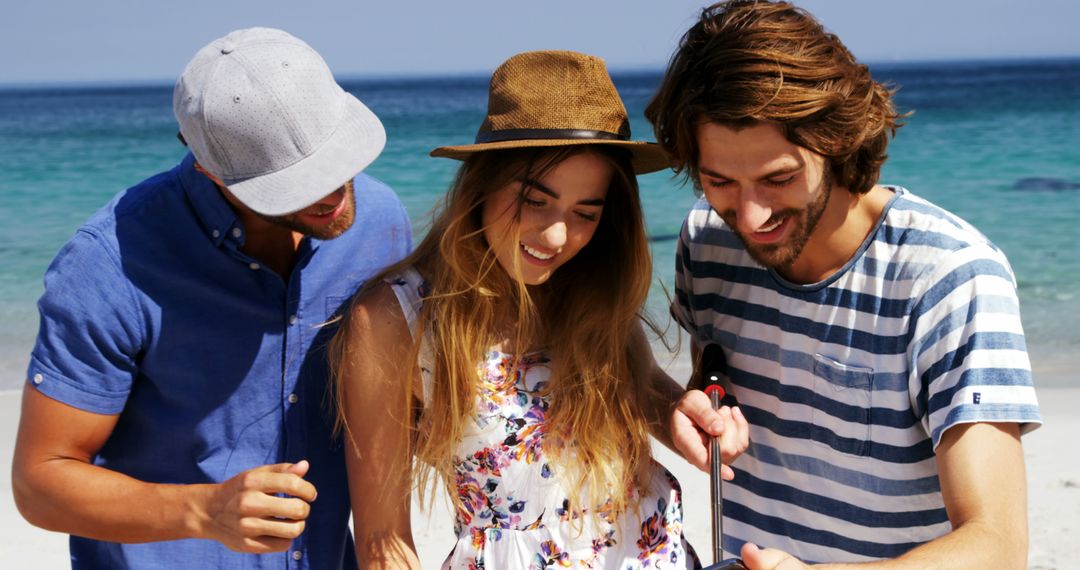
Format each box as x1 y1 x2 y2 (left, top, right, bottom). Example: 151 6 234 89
27 153 412 568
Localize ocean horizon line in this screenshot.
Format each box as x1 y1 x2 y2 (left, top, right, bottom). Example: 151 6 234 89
1 54 1078 92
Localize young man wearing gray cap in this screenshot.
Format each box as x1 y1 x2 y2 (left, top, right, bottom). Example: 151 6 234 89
12 28 410 568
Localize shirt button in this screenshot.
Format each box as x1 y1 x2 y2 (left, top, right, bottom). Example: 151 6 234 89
211 229 221 239
32 373 44 385
232 227 243 238
288 393 299 404
288 314 298 325
292 550 303 561
249 262 260 271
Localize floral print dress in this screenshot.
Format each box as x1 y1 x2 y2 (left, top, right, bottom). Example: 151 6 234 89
387 268 700 570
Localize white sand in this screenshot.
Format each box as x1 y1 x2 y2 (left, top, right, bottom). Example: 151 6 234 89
2 365 1077 568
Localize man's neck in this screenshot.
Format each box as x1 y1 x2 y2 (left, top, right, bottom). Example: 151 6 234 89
780 184 893 284
219 189 304 280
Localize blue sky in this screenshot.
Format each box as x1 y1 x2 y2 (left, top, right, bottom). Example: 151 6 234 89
2 0 1079 85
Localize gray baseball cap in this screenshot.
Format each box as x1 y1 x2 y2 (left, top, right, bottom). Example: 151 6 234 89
174 27 385 216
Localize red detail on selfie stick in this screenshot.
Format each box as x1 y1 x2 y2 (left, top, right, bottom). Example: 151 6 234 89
704 384 725 399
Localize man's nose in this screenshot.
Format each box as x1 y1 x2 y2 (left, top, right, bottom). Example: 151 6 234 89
314 186 347 207
735 185 773 234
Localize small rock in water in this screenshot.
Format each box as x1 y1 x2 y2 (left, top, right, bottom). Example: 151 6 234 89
1012 177 1080 191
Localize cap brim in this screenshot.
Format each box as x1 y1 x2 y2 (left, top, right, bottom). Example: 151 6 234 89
225 93 386 216
431 138 671 175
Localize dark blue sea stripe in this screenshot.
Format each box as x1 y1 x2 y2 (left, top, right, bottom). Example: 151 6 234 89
732 469 949 529
931 404 1042 445
687 259 917 319
750 443 942 496
707 328 911 392
690 295 907 355
724 499 928 560
739 403 935 463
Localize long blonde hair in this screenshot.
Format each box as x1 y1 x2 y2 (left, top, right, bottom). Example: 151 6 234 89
331 144 659 521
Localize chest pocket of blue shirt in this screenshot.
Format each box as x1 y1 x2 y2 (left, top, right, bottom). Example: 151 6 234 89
811 353 874 457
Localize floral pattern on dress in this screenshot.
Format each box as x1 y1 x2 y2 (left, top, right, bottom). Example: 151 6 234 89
386 269 699 569
440 350 699 569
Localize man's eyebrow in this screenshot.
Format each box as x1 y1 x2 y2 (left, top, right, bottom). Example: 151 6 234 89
699 164 803 180
523 179 605 206
698 166 728 179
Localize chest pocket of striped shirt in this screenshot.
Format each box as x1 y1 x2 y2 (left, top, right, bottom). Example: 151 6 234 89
811 354 874 457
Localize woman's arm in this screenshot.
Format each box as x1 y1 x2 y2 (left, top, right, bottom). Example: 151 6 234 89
337 283 422 570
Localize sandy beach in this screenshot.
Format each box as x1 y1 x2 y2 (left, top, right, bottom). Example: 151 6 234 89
1 355 1077 568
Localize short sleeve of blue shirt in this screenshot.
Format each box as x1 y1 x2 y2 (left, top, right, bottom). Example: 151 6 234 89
27 227 145 414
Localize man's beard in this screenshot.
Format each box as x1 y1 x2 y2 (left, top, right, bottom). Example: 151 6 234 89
258 183 357 240
725 168 832 271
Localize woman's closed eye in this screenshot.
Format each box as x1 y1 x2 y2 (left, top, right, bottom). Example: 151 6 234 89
575 210 600 222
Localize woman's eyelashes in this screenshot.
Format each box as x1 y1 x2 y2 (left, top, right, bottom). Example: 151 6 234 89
520 186 601 223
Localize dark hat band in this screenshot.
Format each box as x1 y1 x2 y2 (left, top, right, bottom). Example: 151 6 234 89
474 128 626 144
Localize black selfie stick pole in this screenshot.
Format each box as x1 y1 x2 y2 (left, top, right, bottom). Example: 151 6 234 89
700 344 747 570
705 373 726 564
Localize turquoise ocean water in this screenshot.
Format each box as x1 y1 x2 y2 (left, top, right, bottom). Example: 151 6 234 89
1 59 1078 389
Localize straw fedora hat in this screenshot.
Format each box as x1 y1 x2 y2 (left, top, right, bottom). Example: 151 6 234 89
430 50 670 174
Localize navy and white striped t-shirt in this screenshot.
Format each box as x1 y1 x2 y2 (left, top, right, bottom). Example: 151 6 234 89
672 187 1042 563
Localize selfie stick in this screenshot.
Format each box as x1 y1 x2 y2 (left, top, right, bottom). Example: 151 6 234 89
704 374 726 564
701 344 746 570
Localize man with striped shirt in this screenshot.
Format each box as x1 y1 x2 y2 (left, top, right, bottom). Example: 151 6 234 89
646 2 1042 568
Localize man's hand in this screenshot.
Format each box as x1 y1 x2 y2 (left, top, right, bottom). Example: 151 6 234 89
670 389 749 474
197 460 317 553
742 543 809 570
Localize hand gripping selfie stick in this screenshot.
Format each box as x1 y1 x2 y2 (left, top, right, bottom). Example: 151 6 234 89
700 344 746 570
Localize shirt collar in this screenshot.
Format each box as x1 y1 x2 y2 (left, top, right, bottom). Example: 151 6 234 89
177 153 244 247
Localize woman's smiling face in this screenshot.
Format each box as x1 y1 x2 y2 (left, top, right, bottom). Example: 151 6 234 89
482 151 612 286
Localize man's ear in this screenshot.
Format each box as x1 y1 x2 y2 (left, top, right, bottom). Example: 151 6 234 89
193 162 226 188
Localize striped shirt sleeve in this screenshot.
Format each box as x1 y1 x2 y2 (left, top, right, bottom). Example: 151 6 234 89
908 242 1041 448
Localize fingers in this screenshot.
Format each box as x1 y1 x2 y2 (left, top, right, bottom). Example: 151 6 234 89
719 405 750 465
741 543 807 570
670 406 709 471
233 490 312 521
284 459 310 478
671 389 751 473
204 462 318 552
677 390 725 436
248 462 317 502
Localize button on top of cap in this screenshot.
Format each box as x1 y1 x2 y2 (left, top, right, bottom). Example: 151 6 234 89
220 39 237 55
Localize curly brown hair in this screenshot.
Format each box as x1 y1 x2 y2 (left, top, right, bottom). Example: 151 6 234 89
645 0 905 194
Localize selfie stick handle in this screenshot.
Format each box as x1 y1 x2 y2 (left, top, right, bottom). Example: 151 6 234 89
705 376 725 564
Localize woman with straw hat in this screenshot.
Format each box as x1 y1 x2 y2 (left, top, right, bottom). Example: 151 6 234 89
332 50 748 569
